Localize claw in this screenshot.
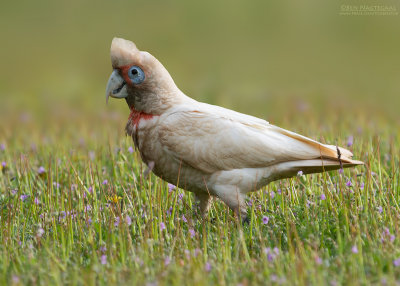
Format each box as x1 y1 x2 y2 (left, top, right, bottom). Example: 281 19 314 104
241 216 250 225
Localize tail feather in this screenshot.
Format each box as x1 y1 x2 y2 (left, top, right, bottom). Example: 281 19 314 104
274 126 358 163
269 158 364 183
266 127 364 182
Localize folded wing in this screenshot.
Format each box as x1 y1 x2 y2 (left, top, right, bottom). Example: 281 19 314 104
159 105 362 174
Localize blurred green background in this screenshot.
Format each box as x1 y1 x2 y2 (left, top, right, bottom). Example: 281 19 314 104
1 0 399 143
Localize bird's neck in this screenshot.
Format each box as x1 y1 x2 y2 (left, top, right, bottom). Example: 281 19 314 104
125 89 194 115
128 107 155 127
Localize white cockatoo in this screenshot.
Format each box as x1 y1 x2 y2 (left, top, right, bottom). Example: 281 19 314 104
106 38 363 221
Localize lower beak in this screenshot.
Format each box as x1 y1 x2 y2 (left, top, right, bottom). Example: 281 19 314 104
105 70 128 103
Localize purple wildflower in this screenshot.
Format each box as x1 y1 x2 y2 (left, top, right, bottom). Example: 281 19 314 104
102 179 108 185
189 228 195 238
270 274 278 282
297 170 303 177
37 228 45 237
34 197 40 205
166 207 173 216
347 135 354 147
88 186 93 193
264 247 279 262
277 189 282 195
381 227 395 243
0 143 5 151
101 255 107 265
182 215 187 223
136 258 144 266
1 161 6 168
164 257 171 266
87 218 92 225
168 183 176 192
53 182 60 189
160 222 166 231
114 217 120 227
88 151 95 160
20 194 29 202
11 276 19 283
262 216 269 225
394 258 400 267
346 180 352 187
360 182 364 190
320 194 326 200
30 143 37 152
125 216 132 226
184 249 191 259
351 245 358 254
205 262 212 272
378 206 383 213
339 168 344 174
315 256 323 265
270 191 275 199
38 166 46 174
178 193 184 201
128 146 134 153
84 205 92 212
100 246 107 253
60 211 66 219
247 200 253 207
194 248 201 257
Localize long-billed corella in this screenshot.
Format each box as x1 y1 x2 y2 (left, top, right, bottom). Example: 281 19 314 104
105 38 363 222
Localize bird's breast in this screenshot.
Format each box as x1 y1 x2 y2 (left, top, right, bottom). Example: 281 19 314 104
125 108 160 161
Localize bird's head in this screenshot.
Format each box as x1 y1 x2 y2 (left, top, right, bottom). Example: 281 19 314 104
106 38 180 114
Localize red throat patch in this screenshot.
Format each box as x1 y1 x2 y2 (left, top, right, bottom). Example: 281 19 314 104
128 108 155 126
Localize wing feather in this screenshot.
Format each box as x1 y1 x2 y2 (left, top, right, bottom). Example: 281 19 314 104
158 106 360 174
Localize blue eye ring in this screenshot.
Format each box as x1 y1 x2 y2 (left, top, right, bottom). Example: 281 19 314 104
128 66 145 84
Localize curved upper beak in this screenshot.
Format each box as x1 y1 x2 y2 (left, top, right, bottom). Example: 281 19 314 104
105 70 128 103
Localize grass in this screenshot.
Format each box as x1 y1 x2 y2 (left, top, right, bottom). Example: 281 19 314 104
0 109 399 285
1 1 399 284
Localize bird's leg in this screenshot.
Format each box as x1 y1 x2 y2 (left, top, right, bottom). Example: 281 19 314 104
236 204 249 225
214 186 248 224
143 161 155 178
194 193 212 220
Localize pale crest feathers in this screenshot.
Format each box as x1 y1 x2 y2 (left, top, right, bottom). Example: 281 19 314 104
110 37 178 105
111 37 140 68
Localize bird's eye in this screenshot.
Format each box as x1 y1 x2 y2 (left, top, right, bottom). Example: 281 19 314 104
128 66 145 84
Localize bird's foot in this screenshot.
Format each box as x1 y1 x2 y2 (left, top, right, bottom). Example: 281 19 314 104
241 216 250 225
209 217 217 224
